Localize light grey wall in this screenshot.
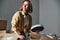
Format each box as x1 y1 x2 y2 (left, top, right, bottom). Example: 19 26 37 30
58 0 60 35
31 0 39 25
0 0 39 31
39 0 60 35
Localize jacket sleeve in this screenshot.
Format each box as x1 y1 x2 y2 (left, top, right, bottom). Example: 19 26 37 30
11 11 19 31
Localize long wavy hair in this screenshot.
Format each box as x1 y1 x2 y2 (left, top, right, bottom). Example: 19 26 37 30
20 0 33 13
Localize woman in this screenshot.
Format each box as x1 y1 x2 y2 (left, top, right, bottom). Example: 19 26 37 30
11 0 33 40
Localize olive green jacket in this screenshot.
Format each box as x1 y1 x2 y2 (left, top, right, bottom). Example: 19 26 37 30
11 11 32 34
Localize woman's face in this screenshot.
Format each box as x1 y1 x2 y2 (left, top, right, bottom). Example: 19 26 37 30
22 1 29 12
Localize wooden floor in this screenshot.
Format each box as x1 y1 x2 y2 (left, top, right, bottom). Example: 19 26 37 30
0 30 18 40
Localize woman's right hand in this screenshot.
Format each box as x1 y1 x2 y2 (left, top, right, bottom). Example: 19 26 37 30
19 35 25 40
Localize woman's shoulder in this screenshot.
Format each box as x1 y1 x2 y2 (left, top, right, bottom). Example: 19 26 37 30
14 11 20 15
14 11 22 16
12 11 20 18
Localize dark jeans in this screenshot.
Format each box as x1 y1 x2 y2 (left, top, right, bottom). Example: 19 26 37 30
17 38 20 40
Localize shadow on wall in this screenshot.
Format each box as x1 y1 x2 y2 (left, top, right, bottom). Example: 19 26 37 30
0 0 4 9
0 0 3 5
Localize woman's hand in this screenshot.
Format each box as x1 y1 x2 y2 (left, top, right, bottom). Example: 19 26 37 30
19 35 25 40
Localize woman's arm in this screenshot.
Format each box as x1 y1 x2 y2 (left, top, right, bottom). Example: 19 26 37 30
11 11 25 40
14 30 25 40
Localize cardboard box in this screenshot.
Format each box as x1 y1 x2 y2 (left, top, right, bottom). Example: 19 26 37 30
0 20 7 30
